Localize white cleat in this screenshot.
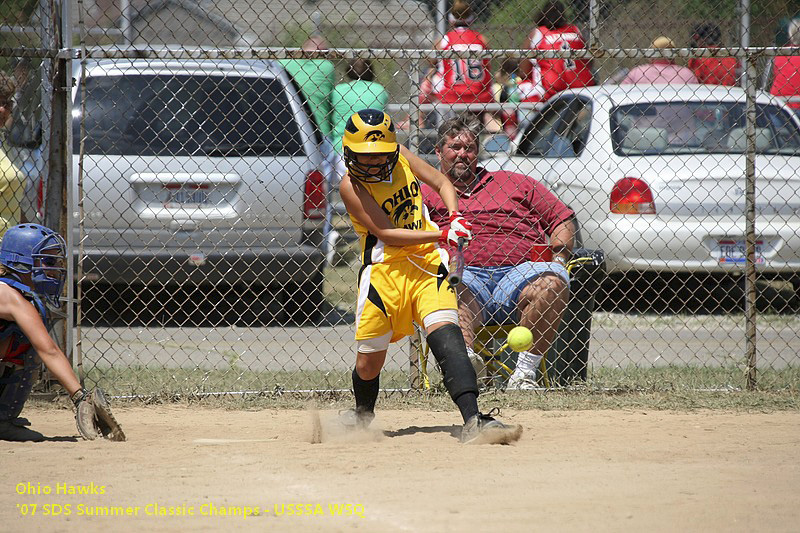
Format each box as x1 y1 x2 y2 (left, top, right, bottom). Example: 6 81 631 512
506 371 538 391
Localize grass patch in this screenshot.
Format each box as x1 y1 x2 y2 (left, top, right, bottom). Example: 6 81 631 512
57 364 800 412
588 365 800 391
82 366 412 398
29 386 800 413
322 231 360 310
323 262 358 310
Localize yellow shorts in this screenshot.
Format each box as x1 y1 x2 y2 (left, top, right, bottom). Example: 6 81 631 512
355 248 457 343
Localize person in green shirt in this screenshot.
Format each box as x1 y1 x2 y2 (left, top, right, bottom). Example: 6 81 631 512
278 36 335 140
330 58 389 185
279 37 337 261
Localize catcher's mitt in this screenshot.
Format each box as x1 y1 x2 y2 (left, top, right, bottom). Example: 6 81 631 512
72 388 126 441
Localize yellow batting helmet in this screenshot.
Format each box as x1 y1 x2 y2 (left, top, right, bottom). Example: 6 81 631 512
342 109 399 183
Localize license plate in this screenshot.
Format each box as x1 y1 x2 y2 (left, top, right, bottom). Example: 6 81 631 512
717 239 764 264
163 183 210 207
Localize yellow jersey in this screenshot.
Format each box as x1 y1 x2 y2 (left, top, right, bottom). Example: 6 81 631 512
349 154 440 264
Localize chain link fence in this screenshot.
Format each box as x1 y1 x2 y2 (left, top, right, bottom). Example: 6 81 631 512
1 0 799 397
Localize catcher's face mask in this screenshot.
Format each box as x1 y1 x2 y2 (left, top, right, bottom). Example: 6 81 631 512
0 223 67 307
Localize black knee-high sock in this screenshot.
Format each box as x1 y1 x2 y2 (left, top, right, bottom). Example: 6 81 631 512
425 324 481 423
352 368 379 413
454 392 479 423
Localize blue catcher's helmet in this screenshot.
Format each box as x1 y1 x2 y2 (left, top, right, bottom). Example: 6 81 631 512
0 224 67 306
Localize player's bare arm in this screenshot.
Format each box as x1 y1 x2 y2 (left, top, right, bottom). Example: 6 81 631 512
340 173 441 247
549 217 576 263
0 285 81 396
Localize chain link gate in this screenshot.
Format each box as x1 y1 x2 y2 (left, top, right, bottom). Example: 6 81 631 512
1 0 799 398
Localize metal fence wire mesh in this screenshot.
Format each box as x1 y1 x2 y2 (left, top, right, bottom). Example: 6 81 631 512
1 0 799 396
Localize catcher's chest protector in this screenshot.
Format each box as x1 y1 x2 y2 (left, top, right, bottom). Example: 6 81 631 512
0 277 49 365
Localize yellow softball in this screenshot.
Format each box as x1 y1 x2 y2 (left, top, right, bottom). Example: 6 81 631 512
507 326 534 352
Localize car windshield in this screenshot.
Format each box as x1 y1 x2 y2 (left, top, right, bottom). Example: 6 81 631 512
518 98 592 158
610 102 800 156
73 74 304 156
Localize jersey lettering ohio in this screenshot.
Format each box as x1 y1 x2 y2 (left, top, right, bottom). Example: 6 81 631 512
349 154 440 265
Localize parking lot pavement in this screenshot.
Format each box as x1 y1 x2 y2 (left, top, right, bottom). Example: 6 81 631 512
590 313 800 370
79 313 800 373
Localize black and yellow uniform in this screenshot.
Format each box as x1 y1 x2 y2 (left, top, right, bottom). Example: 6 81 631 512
350 154 457 342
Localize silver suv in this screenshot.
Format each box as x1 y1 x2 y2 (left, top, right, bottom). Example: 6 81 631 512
72 59 327 324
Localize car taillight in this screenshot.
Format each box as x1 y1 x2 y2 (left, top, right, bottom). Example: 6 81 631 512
303 170 326 220
610 177 656 215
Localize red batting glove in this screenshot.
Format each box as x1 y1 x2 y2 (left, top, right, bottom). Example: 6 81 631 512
440 212 473 247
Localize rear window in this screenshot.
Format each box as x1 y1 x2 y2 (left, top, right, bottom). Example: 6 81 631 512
610 102 800 156
73 74 304 156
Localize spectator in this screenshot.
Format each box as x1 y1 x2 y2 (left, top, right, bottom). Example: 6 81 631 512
622 36 699 85
688 22 738 86
330 58 389 186
417 65 443 130
770 18 800 113
279 36 336 185
279 36 335 142
519 0 594 103
0 72 25 236
492 58 521 137
431 0 494 124
420 114 575 390
279 36 337 259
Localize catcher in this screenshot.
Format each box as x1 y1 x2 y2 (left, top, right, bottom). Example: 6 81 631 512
0 224 124 442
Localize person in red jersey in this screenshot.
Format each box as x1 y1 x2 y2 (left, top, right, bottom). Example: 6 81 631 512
431 0 494 124
518 0 594 103
688 23 739 86
770 18 800 113
517 1 594 132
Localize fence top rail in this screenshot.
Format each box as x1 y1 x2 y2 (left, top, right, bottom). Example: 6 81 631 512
4 46 800 61
387 97 800 112
78 46 800 61
386 102 544 112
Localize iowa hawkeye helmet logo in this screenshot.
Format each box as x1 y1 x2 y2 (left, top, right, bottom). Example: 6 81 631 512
365 130 386 142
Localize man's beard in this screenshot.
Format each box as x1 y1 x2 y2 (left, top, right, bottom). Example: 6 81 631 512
447 159 475 184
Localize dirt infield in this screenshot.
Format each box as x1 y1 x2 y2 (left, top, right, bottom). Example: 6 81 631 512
3 406 799 532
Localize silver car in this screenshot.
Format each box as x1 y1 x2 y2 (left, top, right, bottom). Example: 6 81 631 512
71 59 327 323
483 85 800 284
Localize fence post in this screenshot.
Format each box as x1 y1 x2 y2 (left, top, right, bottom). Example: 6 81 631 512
589 0 600 49
38 0 71 391
739 0 751 88
744 52 758 390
